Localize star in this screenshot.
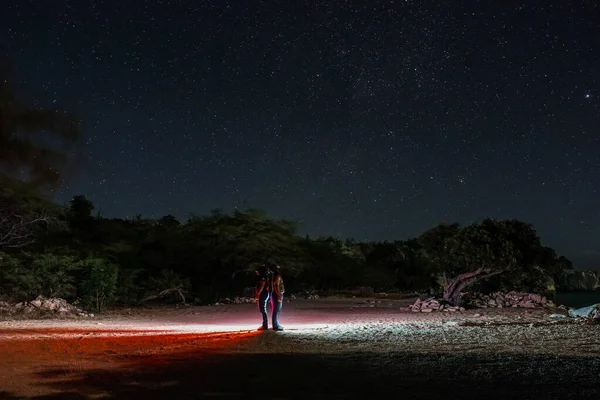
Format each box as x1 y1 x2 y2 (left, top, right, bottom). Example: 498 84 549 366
3 0 599 268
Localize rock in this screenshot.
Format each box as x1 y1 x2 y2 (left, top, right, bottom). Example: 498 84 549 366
41 298 60 311
23 306 35 314
530 294 542 304
558 270 599 291
7 296 91 317
407 290 553 313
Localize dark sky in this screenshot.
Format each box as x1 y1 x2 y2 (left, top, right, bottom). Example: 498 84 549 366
2 1 600 268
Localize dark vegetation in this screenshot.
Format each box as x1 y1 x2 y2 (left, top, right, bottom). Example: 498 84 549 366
0 182 574 311
0 61 574 312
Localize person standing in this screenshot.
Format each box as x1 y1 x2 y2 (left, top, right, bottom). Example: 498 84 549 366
254 265 271 330
270 265 285 331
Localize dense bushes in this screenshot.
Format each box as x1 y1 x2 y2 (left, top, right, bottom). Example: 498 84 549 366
0 194 573 310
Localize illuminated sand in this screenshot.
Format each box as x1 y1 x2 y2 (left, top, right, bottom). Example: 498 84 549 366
1 297 599 398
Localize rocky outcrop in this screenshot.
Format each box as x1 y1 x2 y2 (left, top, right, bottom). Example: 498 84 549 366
464 291 554 308
558 270 600 291
409 298 464 313
409 291 554 312
0 296 94 317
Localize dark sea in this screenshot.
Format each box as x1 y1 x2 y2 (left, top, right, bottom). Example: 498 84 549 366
555 291 600 308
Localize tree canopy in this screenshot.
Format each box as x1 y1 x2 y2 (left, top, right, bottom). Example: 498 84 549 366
0 62 81 188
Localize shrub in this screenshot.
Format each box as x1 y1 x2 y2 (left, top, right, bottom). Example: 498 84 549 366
78 257 118 312
0 252 78 301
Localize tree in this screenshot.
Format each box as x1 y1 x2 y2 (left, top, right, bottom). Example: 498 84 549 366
0 61 81 188
0 204 50 249
419 219 548 305
79 257 119 312
0 252 79 300
365 239 434 291
68 195 94 220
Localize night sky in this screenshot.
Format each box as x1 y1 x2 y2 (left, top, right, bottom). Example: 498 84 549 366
2 1 600 268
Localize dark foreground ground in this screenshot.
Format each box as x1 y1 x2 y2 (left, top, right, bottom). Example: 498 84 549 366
1 351 599 399
0 298 599 399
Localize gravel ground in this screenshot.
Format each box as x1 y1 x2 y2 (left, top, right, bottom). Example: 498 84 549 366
0 297 599 399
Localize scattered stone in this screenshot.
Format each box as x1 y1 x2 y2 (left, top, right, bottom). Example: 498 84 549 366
409 291 557 313
215 296 257 305
215 294 299 306
465 291 552 310
6 295 93 317
408 297 449 313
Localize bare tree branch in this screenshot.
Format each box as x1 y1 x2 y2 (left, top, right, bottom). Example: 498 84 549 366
140 285 186 304
442 268 504 305
0 205 50 249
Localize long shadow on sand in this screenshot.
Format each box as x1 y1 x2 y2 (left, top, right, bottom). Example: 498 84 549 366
3 349 600 399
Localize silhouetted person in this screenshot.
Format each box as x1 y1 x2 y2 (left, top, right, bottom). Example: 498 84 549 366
270 265 285 330
254 264 285 331
254 265 271 330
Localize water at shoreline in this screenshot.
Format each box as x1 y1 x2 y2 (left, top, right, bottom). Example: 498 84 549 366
556 291 600 308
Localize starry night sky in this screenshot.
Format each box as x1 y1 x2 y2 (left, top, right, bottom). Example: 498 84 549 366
2 1 600 268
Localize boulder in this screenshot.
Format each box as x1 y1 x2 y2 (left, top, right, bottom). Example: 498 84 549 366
408 290 558 313
558 270 599 291
11 296 92 317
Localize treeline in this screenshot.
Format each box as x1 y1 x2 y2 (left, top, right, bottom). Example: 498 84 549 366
0 188 573 311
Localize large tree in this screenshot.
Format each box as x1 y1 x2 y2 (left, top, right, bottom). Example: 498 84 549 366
419 219 557 305
0 61 81 188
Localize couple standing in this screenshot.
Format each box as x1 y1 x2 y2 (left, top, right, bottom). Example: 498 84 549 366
254 264 284 331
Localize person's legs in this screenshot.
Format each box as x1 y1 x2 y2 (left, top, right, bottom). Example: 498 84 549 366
258 291 270 329
271 296 283 330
